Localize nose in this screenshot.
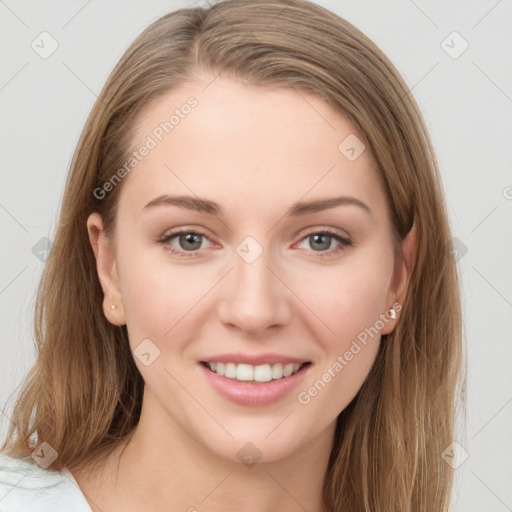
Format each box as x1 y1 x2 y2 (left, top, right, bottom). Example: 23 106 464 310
217 246 292 336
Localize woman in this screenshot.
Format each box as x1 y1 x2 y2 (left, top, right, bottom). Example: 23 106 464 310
0 0 464 511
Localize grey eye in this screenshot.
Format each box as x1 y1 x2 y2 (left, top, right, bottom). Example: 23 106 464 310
176 233 203 251
308 233 334 251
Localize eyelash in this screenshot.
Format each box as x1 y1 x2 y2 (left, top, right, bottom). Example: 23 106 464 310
157 228 352 259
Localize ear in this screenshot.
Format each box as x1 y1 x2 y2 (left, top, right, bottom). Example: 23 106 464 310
380 222 417 334
87 213 126 326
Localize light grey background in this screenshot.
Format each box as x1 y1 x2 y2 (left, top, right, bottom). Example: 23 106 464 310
1 1 511 510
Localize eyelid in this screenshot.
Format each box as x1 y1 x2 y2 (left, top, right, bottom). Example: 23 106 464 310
298 226 351 240
293 227 352 257
156 227 214 258
157 226 352 258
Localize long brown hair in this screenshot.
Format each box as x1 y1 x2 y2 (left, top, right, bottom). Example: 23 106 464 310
1 1 464 510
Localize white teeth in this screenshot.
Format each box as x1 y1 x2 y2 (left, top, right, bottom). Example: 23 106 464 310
272 363 283 379
236 363 254 381
225 362 237 379
206 361 306 382
283 363 294 377
254 364 272 382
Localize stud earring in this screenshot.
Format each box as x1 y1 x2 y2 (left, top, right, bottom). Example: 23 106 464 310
388 308 397 319
111 305 118 310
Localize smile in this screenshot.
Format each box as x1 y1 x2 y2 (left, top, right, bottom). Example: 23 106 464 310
199 359 312 407
201 361 307 382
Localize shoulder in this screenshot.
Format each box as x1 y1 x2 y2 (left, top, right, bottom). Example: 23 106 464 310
0 451 92 512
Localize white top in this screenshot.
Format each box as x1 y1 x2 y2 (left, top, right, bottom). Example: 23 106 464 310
0 451 92 511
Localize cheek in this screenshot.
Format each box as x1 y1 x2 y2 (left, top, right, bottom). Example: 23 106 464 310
294 253 394 351
293 259 391 414
116 242 201 346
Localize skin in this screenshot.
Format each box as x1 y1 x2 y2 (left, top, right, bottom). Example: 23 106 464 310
76 74 416 512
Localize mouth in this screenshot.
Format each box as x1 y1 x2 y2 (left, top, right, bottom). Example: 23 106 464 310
200 361 311 383
199 359 312 406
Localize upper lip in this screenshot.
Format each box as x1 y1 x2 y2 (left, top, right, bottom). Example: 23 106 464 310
200 352 310 366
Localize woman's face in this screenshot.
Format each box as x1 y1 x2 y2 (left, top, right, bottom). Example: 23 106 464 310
89 75 411 464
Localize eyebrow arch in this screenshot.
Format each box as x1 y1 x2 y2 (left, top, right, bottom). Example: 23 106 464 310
142 194 372 217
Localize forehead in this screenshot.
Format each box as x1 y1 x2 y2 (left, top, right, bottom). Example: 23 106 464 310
119 75 388 221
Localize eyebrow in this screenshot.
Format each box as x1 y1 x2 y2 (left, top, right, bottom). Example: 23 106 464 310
142 194 372 217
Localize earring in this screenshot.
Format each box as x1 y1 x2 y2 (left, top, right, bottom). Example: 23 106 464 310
388 308 397 319
111 305 118 310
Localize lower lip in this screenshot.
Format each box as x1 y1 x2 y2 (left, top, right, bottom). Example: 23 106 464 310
199 363 311 407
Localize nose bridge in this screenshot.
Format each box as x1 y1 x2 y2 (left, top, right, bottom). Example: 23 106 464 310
217 236 291 333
